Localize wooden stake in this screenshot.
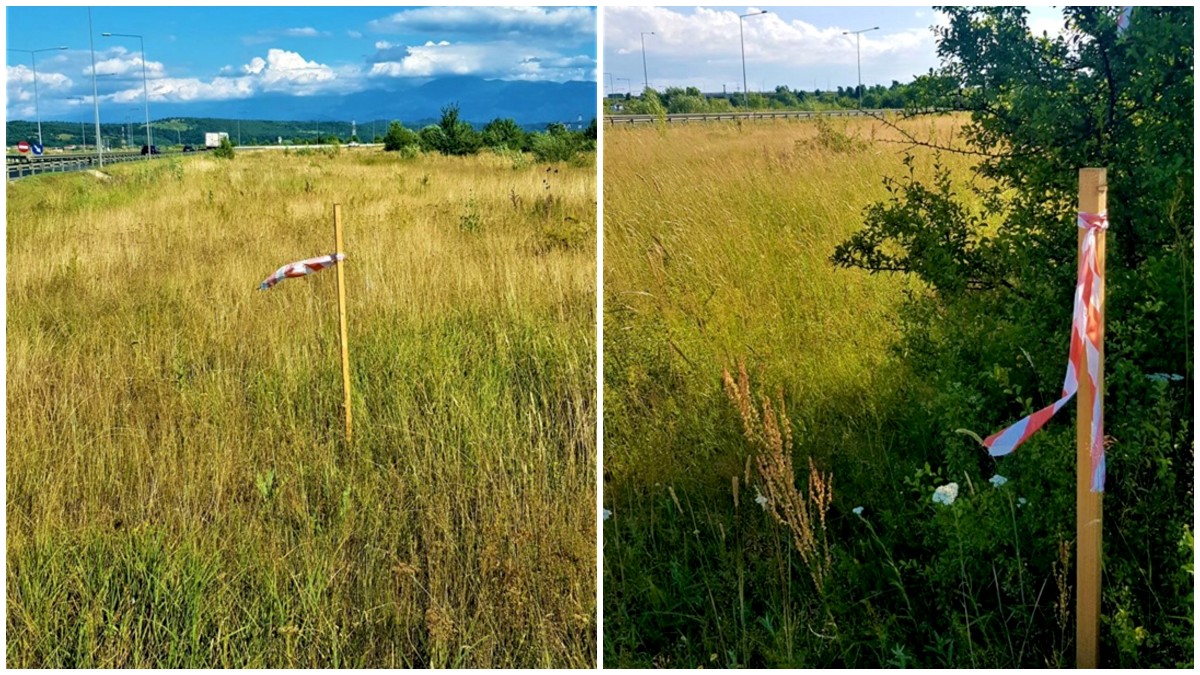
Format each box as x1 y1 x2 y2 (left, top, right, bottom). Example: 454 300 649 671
333 203 353 444
1076 168 1106 668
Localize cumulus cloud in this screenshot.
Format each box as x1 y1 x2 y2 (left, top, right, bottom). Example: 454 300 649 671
369 6 594 39
7 64 73 90
610 7 928 68
605 6 937 91
87 48 167 79
367 39 592 82
6 63 74 117
54 48 347 111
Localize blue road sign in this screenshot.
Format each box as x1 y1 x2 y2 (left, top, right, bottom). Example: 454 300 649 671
31 143 44 156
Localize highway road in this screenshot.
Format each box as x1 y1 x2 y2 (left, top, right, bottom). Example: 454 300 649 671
6 144 384 180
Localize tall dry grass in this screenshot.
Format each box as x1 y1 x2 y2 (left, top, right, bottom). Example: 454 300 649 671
7 147 595 667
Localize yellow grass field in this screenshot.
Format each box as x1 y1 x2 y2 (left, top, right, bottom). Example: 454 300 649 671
603 114 975 488
7 147 596 667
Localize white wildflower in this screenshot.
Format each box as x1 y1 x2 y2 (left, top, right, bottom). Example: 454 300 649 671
989 474 1008 488
852 506 864 516
754 486 768 510
1018 497 1028 508
602 508 612 521
932 482 959 506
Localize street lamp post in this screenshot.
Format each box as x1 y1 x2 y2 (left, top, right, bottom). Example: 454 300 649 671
842 26 879 108
604 71 614 97
739 10 768 111
7 46 68 147
640 32 654 93
101 32 151 154
87 9 104 167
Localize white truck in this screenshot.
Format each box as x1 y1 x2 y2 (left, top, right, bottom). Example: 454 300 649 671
204 132 229 149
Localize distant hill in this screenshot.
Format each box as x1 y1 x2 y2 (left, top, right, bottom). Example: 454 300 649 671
6 76 597 149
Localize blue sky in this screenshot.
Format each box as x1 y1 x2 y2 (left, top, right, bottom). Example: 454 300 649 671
603 6 1065 94
6 6 597 120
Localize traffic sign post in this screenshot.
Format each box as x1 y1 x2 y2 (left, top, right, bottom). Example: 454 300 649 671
17 140 30 153
31 143 44 156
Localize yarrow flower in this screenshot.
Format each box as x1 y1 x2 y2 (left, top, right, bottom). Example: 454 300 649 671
602 508 612 521
989 474 1008 488
1018 497 1028 508
852 506 864 516
932 482 959 506
754 487 769 510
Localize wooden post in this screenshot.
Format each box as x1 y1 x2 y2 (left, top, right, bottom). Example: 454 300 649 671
1076 168 1105 668
333 204 353 444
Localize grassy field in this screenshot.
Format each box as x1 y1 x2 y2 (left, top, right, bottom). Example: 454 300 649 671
602 115 1001 667
7 147 596 667
603 114 976 499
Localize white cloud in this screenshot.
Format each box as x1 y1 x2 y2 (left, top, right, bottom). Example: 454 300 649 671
609 7 929 68
97 49 349 106
605 6 937 91
347 30 363 39
238 49 343 93
87 48 167 79
369 42 492 78
283 27 326 38
368 40 591 82
6 64 73 116
7 64 72 90
369 6 594 38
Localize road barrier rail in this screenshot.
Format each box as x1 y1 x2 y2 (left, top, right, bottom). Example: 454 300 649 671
604 108 916 125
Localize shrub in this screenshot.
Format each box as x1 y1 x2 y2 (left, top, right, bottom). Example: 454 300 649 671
833 7 1193 666
481 118 527 152
211 136 235 160
383 121 419 152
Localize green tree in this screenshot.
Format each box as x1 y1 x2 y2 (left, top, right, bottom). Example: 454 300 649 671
834 7 1193 666
432 103 481 156
417 124 447 153
481 117 526 151
383 121 418 151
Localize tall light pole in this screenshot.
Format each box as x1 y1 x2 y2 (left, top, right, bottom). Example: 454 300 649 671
604 71 614 97
640 32 654 93
842 26 879 108
8 46 68 147
101 32 151 154
739 10 768 110
88 9 103 167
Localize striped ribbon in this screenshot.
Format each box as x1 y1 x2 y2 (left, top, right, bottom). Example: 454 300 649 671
259 252 346 291
984 211 1107 492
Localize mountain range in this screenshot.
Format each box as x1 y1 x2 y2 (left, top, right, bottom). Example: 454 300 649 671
42 76 598 128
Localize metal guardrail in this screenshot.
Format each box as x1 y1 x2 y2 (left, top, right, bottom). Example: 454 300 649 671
7 150 186 181
6 144 379 179
604 108 906 125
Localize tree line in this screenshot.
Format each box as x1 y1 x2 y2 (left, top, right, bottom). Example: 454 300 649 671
383 104 597 162
606 76 954 114
6 108 595 154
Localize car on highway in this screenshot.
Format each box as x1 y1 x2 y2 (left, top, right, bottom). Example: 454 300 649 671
140 145 160 155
